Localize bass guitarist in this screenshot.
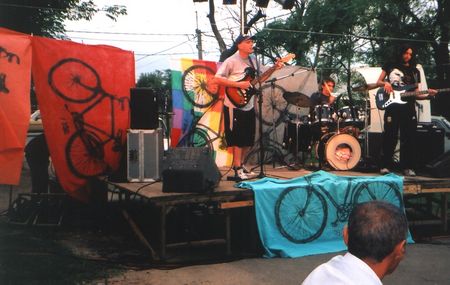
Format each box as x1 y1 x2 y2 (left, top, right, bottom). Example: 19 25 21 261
376 43 437 176
213 34 283 180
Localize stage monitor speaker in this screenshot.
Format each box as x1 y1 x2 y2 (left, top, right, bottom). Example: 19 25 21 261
130 88 158 129
411 124 445 168
162 147 220 193
426 151 450 178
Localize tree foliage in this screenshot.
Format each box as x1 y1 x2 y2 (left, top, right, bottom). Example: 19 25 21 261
248 0 450 117
257 0 449 84
0 0 126 38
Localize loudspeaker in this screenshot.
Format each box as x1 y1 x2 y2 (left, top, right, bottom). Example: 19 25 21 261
162 147 221 193
130 88 158 129
426 151 450 178
413 124 445 168
367 132 383 166
127 129 163 182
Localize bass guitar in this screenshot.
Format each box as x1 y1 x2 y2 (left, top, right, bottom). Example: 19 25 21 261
225 53 295 108
375 86 450 110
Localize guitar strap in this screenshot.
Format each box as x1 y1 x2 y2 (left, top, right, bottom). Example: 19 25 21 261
227 56 258 130
248 56 259 76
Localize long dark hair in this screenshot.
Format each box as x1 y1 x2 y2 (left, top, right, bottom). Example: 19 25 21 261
396 43 417 67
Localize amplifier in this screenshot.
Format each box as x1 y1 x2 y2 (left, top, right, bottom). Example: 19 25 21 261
426 151 450 178
127 129 163 182
162 147 220 193
130 88 159 129
413 124 445 168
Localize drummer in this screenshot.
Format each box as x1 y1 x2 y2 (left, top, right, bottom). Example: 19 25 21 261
308 77 338 163
310 77 337 107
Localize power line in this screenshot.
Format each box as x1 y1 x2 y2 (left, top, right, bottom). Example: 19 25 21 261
67 30 194 37
69 36 184 43
261 27 449 45
135 51 221 57
0 3 70 11
135 39 194 62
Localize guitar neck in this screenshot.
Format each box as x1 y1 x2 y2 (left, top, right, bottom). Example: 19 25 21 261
250 65 277 86
402 88 450 98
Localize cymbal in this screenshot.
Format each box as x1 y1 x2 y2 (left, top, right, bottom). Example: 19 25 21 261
352 83 378 92
283 92 311 107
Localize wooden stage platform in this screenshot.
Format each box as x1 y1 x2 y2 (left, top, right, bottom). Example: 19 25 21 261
104 167 450 260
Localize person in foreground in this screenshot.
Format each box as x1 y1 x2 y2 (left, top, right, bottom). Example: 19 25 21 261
302 200 408 285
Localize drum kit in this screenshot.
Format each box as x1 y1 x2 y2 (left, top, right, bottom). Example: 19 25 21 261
282 90 369 171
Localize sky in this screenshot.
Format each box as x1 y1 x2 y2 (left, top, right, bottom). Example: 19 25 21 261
64 0 289 78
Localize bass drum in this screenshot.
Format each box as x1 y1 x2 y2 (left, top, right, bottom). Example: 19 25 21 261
315 133 361 170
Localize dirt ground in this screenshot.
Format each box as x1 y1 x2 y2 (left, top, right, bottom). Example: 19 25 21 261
1 164 450 284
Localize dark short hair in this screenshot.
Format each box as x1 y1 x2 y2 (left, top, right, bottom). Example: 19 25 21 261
347 200 408 262
321 77 335 87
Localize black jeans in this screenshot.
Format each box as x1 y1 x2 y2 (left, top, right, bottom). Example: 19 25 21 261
381 104 417 170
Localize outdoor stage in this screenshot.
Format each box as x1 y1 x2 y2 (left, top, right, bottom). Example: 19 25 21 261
104 167 450 260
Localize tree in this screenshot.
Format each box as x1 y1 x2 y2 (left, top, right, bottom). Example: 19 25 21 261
250 0 449 117
136 69 172 112
0 0 126 38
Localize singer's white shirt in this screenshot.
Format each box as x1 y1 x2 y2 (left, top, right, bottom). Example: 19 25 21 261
302 252 382 285
216 51 268 111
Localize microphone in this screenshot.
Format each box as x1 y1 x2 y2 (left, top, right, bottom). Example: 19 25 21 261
253 46 261 53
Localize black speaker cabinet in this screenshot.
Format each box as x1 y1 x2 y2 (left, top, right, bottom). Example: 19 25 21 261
426 151 450 178
130 88 158 129
366 132 383 166
413 124 445 168
162 147 221 193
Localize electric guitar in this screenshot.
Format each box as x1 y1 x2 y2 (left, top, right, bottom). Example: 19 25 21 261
375 85 450 110
225 53 295 108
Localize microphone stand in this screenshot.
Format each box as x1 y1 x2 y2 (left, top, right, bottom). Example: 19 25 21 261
254 51 266 178
263 68 309 171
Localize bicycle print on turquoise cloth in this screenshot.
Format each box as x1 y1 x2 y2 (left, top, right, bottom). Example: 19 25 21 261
237 171 412 258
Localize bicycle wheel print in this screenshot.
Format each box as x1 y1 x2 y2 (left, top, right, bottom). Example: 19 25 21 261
244 143 286 167
66 131 109 178
275 186 328 243
177 127 212 150
254 84 288 126
354 181 404 208
182 65 218 108
49 58 101 103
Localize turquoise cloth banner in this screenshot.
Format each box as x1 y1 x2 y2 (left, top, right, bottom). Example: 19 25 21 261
237 171 412 258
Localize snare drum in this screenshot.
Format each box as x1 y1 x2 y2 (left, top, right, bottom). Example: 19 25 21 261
315 133 361 170
313 104 334 124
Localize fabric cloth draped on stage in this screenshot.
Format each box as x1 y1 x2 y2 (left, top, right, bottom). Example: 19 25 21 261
237 171 413 258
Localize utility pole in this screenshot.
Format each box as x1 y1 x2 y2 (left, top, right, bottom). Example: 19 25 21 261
240 0 245 34
196 28 203 60
195 11 203 60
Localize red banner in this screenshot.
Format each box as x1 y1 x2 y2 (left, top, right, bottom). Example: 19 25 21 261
0 28 32 185
32 37 135 201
